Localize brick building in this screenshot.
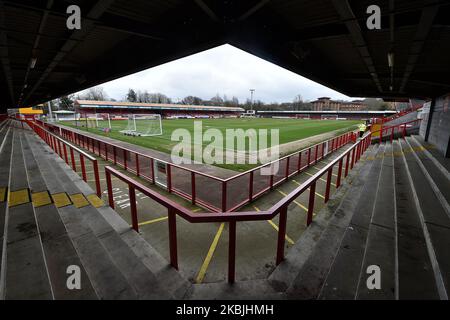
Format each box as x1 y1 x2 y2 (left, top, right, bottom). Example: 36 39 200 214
311 97 366 111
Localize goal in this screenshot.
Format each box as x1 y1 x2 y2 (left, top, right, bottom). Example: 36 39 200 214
241 110 256 118
321 114 339 120
85 113 111 130
120 114 162 137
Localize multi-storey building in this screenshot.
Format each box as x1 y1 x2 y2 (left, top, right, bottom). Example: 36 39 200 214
311 97 366 111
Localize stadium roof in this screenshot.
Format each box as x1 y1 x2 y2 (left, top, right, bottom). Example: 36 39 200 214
74 100 244 112
1 1 450 113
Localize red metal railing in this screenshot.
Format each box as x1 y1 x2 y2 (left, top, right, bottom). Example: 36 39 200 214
105 131 373 283
373 104 423 124
27 121 102 197
35 120 357 213
371 119 421 143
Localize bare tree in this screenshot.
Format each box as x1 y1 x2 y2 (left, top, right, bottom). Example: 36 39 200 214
57 94 74 110
182 96 203 105
78 86 109 101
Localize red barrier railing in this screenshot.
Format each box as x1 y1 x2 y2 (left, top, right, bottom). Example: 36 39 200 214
371 119 421 143
35 120 357 213
105 131 373 283
373 104 422 124
27 121 102 197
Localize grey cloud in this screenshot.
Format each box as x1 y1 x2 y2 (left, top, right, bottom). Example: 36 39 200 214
79 44 361 103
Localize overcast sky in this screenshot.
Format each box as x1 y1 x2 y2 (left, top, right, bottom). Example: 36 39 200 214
77 44 361 103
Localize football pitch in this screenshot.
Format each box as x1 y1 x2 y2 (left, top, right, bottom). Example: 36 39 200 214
61 118 361 170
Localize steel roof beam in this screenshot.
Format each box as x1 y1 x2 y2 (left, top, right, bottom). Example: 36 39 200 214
238 0 271 21
24 0 116 104
194 0 220 22
399 1 439 93
331 0 383 93
18 0 53 106
0 1 15 105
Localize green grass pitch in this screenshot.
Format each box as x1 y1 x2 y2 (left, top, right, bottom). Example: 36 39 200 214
62 118 361 171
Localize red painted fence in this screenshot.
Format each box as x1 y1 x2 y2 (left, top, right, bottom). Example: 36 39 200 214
104 131 373 283
27 121 102 197
36 120 357 213
371 119 421 143
373 104 423 124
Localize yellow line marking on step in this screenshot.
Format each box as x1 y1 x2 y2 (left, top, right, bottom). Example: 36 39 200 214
8 189 30 207
192 208 202 212
310 166 338 177
253 205 295 245
138 216 168 226
51 192 72 208
0 187 6 202
196 222 225 284
86 194 104 208
69 193 90 208
305 172 336 187
276 190 316 216
32 191 52 208
292 180 325 200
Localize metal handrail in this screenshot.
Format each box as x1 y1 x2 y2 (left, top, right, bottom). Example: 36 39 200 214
104 130 373 283
27 121 102 196
43 120 357 183
39 120 357 212
371 119 421 142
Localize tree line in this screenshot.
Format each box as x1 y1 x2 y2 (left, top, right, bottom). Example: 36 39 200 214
47 86 392 112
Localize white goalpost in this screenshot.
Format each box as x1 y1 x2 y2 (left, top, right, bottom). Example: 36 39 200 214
85 113 111 130
120 114 162 137
241 110 256 118
321 114 339 120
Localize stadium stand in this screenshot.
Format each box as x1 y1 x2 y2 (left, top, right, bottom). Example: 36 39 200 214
1 114 448 299
0 120 188 299
268 134 450 299
74 100 244 119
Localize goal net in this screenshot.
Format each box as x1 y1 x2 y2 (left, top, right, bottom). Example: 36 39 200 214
241 110 256 118
87 114 111 131
321 114 338 120
120 114 162 136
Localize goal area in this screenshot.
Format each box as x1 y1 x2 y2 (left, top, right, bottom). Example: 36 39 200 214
120 114 162 137
321 114 339 120
73 113 111 131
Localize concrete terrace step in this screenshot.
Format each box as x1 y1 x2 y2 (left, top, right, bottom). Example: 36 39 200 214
20 131 97 299
266 143 381 298
56 158 191 299
2 129 53 299
411 135 450 176
277 134 450 300
317 144 385 299
24 130 140 299
24 130 175 299
399 138 450 299
355 142 396 299
392 140 439 299
0 124 12 296
405 136 450 215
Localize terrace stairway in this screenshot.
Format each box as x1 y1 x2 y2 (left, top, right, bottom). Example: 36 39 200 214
0 121 189 299
268 135 450 299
